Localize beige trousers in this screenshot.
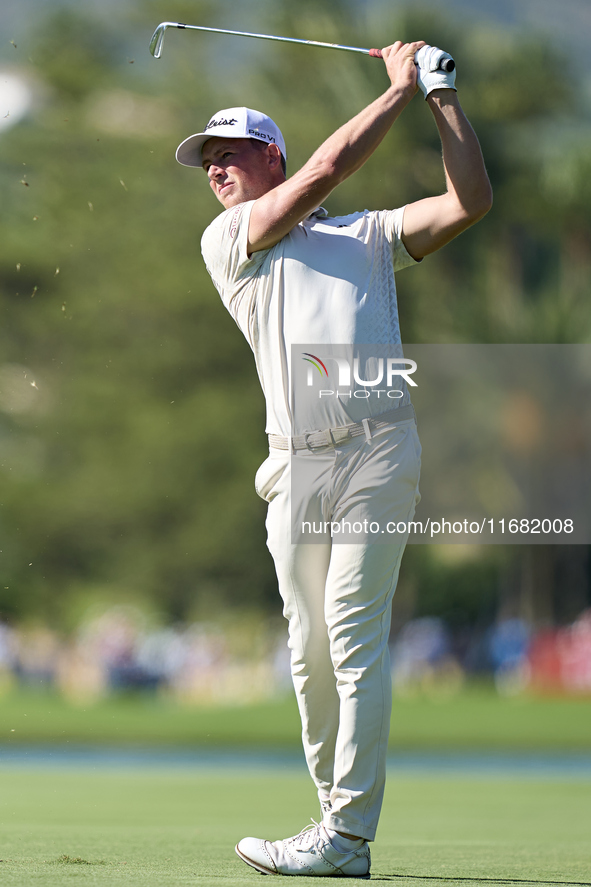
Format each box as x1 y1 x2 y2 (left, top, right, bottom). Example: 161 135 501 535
255 418 421 841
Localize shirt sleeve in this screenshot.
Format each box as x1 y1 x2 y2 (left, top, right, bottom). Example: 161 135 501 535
200 200 267 297
375 205 422 272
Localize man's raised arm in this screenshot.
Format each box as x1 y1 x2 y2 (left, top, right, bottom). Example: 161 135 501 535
247 40 425 254
400 90 493 260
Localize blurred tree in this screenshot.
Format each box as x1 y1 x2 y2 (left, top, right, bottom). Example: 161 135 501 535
28 9 125 101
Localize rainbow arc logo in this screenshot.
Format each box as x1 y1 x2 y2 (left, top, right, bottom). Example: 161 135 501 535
302 352 328 377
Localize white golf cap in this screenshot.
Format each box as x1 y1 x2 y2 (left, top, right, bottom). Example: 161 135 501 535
175 107 287 169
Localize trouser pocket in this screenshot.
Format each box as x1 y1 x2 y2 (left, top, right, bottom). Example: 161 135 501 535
254 453 289 502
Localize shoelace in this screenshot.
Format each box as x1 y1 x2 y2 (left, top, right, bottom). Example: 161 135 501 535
288 820 324 851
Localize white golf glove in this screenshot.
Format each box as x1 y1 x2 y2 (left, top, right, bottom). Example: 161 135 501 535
415 45 456 98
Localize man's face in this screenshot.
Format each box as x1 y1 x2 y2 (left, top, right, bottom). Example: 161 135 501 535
201 137 277 208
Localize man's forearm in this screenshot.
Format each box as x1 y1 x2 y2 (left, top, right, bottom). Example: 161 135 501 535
300 84 415 187
427 90 492 218
401 90 492 259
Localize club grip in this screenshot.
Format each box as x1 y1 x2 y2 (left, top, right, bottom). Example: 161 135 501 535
369 48 455 72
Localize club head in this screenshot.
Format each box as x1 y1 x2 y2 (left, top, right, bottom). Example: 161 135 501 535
149 22 175 59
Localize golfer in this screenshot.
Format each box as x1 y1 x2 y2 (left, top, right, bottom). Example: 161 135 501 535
176 41 491 878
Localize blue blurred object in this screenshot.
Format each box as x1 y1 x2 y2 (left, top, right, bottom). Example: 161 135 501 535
490 618 531 670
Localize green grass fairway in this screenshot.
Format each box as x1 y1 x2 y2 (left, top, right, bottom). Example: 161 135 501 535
2 687 591 750
0 766 589 886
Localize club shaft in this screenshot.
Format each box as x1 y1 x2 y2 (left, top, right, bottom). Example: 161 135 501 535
149 22 455 73
150 22 376 60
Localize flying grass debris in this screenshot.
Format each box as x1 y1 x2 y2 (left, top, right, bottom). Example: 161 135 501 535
53 855 98 865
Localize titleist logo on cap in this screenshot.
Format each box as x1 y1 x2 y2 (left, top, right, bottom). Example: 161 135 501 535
205 117 238 130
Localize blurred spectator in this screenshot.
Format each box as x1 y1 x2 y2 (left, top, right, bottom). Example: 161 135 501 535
0 621 17 694
525 630 562 694
489 618 531 696
528 609 591 695
390 617 464 698
13 626 60 690
559 609 591 692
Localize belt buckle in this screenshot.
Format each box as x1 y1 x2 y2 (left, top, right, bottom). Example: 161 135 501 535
304 430 330 450
303 430 316 450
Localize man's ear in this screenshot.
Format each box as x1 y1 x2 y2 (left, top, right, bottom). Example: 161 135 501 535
266 143 282 171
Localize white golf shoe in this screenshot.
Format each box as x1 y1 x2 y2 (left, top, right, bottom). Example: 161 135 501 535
235 821 371 878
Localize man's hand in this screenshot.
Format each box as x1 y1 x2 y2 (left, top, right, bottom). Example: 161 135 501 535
381 41 426 98
415 45 457 98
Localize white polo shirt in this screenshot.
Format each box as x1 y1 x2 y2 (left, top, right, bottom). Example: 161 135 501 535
201 201 419 436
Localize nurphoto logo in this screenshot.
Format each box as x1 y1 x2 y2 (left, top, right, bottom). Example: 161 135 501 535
301 352 417 399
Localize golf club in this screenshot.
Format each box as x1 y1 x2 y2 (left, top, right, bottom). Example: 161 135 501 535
149 22 455 72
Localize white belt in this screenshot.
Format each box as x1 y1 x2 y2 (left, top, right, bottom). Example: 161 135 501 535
268 404 416 451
